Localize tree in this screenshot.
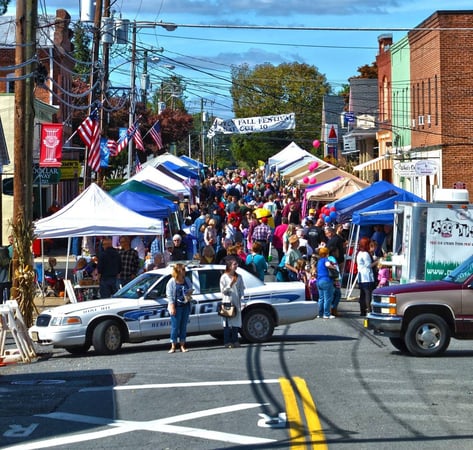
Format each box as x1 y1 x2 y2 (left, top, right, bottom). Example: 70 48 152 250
353 62 378 79
71 22 92 79
229 62 331 166
0 0 9 15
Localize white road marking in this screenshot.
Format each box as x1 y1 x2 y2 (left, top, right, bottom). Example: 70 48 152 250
80 378 281 392
4 403 276 449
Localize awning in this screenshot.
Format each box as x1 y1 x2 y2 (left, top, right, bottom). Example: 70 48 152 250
353 155 393 171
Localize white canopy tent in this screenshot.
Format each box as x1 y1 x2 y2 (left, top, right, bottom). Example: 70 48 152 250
125 165 190 198
34 183 163 238
33 183 164 300
267 142 315 173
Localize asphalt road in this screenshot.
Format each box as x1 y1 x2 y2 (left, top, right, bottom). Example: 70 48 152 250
2 299 473 450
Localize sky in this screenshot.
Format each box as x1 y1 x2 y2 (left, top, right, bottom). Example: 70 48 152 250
5 0 473 118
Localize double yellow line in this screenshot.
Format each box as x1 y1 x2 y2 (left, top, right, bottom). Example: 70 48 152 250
280 377 328 450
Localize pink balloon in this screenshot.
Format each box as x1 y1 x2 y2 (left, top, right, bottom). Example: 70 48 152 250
313 161 319 169
303 176 309 184
309 177 317 184
313 139 320 148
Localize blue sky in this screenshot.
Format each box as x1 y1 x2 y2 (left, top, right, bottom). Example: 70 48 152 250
5 1 473 118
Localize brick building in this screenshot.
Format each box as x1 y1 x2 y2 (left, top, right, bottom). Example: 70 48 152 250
360 10 473 201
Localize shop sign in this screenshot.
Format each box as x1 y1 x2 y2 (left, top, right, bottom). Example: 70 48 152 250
60 160 82 180
33 165 60 186
394 160 438 177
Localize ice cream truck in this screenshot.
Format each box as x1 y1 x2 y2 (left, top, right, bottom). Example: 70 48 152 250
393 188 473 283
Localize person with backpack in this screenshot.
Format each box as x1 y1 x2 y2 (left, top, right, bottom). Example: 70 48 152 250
245 241 267 281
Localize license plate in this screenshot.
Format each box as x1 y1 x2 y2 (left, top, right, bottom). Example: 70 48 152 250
31 331 39 342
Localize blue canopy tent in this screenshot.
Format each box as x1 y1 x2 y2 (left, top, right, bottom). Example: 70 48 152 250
343 188 425 300
327 180 411 223
110 190 177 219
161 160 199 180
351 191 425 226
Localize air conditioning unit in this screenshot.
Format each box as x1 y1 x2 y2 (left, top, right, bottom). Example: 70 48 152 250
418 115 425 126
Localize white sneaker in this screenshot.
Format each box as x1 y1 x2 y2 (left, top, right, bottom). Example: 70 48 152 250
324 315 336 319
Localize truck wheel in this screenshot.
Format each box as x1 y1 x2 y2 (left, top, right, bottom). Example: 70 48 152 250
389 337 408 353
241 308 274 343
92 320 123 355
404 314 450 357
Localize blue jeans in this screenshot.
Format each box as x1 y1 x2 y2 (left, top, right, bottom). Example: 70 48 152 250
332 286 341 310
99 277 118 299
317 278 335 317
223 324 239 345
170 304 191 343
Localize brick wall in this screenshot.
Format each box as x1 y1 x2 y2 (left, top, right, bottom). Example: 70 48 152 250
409 11 473 189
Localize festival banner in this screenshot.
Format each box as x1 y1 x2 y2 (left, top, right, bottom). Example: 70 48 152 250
40 123 63 167
207 113 295 138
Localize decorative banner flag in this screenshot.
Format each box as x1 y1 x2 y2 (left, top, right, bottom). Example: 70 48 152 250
77 110 101 172
207 113 295 138
116 120 141 154
149 120 163 149
40 123 63 167
100 138 110 168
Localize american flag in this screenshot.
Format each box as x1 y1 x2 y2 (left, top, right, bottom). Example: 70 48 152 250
149 120 163 149
135 153 142 173
132 124 145 151
107 139 118 157
77 109 101 172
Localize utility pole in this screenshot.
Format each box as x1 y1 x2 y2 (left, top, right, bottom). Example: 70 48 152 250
201 97 205 166
12 0 37 312
127 21 137 179
84 0 103 187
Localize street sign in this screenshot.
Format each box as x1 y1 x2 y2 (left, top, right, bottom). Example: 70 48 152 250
345 112 355 123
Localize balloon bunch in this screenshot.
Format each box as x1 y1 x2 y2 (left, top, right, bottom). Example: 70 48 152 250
320 205 337 224
301 159 319 185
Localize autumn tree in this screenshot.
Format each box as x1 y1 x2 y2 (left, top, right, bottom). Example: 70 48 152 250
229 62 331 166
353 62 378 79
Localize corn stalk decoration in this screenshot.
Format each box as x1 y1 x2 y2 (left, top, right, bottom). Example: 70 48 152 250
10 216 37 327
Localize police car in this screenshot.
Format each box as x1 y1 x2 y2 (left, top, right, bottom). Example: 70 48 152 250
29 263 317 355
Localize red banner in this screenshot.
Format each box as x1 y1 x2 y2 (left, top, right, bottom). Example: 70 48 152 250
40 123 63 167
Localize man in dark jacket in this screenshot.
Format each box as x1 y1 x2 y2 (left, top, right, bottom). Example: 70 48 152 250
97 237 122 298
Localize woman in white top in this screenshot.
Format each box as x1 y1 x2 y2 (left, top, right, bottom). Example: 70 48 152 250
356 236 376 316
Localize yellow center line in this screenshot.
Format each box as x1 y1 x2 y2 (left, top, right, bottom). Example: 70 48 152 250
279 377 328 450
294 377 328 450
280 377 306 450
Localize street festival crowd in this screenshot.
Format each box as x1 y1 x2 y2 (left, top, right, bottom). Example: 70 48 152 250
61 165 394 327
7 164 393 351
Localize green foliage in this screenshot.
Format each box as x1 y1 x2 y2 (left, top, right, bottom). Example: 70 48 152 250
0 0 9 15
230 62 331 160
72 22 92 78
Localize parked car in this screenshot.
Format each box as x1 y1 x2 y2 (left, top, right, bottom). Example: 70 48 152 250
365 254 473 356
29 264 317 355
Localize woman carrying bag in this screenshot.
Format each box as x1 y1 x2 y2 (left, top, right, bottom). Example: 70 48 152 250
219 257 245 348
166 263 193 353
